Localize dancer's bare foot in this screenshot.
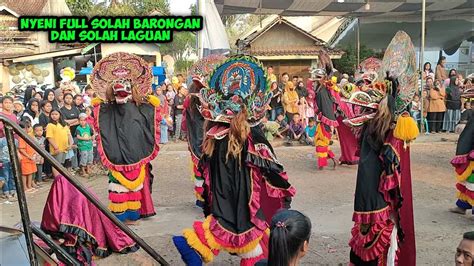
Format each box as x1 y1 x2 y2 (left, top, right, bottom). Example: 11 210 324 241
124 220 140 226
331 158 338 170
449 207 466 215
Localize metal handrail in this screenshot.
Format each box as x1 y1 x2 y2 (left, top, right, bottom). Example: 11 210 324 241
0 114 169 265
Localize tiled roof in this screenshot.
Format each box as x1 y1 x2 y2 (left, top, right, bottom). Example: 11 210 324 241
244 46 344 57
1 0 48 16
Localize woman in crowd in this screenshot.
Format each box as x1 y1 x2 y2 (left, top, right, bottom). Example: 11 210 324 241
428 79 446 133
296 81 308 98
46 109 73 177
33 91 43 100
443 76 462 133
422 62 433 80
74 94 85 113
173 86 187 141
23 86 36 107
269 81 283 121
52 88 64 110
43 89 56 107
256 210 312 266
435 56 448 82
38 100 53 128
22 98 41 127
282 81 299 122
449 68 457 78
60 93 80 171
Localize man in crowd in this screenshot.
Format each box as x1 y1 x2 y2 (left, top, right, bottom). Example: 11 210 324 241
456 232 474 266
267 66 277 82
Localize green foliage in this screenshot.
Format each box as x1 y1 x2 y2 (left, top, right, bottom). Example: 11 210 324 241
174 59 194 74
65 0 94 16
333 45 382 76
66 0 169 16
159 31 195 62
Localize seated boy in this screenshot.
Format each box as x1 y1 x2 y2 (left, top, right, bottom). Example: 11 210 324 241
261 116 282 141
286 113 304 145
275 113 289 137
303 117 316 146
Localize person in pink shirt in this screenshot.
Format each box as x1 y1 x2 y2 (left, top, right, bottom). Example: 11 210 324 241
0 96 19 135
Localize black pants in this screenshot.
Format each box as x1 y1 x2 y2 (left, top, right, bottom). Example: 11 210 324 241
428 112 444 133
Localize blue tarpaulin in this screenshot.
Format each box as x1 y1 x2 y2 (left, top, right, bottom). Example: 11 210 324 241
79 67 92 75
152 66 166 86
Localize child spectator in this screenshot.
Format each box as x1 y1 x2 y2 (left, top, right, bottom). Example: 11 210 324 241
85 106 95 128
76 113 94 177
422 89 430 134
46 109 73 177
32 124 45 184
18 120 37 193
455 101 472 133
0 96 18 135
74 94 85 113
0 135 17 201
410 94 421 125
173 86 187 141
13 100 25 120
160 114 172 144
83 85 94 107
286 113 305 145
298 96 308 127
306 89 315 120
275 113 289 137
304 118 317 146
166 84 176 114
261 115 283 141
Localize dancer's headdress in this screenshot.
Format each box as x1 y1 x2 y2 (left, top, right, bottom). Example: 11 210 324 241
343 31 419 142
91 52 152 104
188 54 227 90
198 55 271 125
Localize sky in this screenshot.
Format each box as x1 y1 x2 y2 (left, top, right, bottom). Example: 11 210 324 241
169 0 196 15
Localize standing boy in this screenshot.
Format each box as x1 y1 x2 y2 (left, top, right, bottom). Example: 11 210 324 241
76 113 94 177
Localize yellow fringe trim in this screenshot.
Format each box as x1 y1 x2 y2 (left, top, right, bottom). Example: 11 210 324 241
201 216 263 254
111 166 146 190
317 152 328 158
183 228 214 263
147 95 161 107
457 191 474 205
202 216 221 250
457 162 474 182
108 201 141 212
315 124 330 145
195 191 204 202
91 97 104 107
394 113 419 142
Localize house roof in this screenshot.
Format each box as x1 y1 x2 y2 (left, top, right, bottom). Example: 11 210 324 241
215 0 473 19
238 16 326 47
0 0 48 16
247 46 343 57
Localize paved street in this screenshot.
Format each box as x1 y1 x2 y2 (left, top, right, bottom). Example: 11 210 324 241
1 133 472 265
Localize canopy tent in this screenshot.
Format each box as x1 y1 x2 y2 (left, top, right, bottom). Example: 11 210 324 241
213 0 473 50
197 0 231 57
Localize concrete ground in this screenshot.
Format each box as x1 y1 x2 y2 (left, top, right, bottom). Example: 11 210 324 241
0 132 472 265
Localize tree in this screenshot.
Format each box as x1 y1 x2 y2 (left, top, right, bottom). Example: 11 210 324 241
333 45 383 76
159 31 195 73
66 0 169 16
